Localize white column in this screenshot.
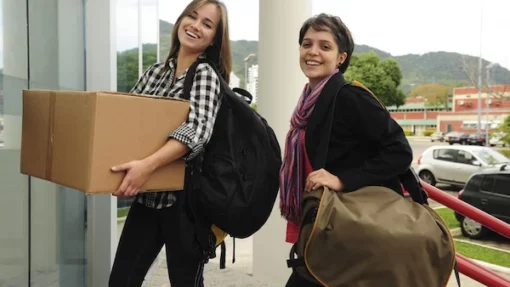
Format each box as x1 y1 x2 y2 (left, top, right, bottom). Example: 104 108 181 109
85 0 118 286
253 0 311 285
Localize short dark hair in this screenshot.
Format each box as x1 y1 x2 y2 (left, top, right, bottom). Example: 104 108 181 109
298 13 355 73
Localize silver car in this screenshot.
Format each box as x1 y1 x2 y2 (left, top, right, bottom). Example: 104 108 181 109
416 145 509 187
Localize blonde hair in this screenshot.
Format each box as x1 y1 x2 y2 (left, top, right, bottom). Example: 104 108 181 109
165 0 232 83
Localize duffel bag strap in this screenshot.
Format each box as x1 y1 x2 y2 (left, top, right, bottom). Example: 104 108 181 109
286 244 305 269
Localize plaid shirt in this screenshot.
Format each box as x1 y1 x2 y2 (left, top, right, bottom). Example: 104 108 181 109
131 56 221 209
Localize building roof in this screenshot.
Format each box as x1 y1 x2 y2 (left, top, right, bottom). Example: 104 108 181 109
387 102 448 111
395 119 437 126
454 85 510 95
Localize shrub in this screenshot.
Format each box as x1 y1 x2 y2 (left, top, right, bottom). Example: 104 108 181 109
423 130 435 137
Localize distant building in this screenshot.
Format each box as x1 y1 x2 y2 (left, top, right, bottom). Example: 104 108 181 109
388 84 510 135
247 64 258 103
229 72 240 89
438 85 510 132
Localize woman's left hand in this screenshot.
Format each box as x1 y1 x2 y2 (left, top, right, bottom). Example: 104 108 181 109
305 168 343 192
111 159 153 197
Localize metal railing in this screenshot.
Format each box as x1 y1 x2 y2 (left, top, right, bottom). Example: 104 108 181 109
422 181 510 286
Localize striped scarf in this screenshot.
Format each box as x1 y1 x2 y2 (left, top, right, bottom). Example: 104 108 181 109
280 69 339 223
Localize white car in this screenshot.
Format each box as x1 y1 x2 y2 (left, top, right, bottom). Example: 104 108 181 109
416 145 509 187
489 132 507 147
430 132 445 142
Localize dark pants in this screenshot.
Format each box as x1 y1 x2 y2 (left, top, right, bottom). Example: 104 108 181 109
285 271 323 287
109 196 205 287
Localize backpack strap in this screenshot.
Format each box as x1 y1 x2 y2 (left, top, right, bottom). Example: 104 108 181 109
182 58 211 101
181 57 239 269
313 74 349 168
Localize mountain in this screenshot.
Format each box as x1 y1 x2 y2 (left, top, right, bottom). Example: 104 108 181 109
354 44 392 59
118 20 510 94
159 20 173 61
394 52 510 93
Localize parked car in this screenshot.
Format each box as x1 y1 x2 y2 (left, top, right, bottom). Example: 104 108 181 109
430 132 445 142
489 132 507 147
467 132 488 146
454 165 510 239
416 145 510 187
446 132 470 145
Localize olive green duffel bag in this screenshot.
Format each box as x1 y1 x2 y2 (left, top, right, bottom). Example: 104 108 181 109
287 185 459 287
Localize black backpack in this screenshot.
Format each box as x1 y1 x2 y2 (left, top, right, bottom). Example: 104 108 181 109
181 58 282 265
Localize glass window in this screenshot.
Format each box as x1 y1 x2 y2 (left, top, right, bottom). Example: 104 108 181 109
0 0 30 285
116 0 140 92
433 149 456 162
480 175 496 192
456 150 477 165
141 0 158 71
465 174 483 191
27 0 87 285
473 149 510 165
493 174 510 196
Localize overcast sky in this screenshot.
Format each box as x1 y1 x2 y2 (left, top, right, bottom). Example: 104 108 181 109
118 0 509 70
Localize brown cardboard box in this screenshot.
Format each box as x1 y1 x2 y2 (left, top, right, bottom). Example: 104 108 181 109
20 90 190 195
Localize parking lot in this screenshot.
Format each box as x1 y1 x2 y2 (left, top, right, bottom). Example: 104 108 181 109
408 137 510 251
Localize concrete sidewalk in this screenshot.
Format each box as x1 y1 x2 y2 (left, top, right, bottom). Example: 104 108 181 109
142 236 502 287
118 221 508 287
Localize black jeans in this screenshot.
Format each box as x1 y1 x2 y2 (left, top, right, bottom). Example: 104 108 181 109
109 196 205 287
285 271 323 287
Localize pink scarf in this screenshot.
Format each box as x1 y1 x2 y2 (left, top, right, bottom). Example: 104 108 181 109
279 69 339 223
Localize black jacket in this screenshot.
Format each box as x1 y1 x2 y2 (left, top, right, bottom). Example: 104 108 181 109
305 73 413 195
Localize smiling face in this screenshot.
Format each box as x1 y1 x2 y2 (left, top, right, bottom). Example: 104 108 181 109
299 27 347 89
177 3 221 54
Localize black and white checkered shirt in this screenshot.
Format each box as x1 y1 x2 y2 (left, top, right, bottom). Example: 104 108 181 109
130 55 221 209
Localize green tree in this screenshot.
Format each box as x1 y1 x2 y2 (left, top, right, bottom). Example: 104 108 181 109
409 83 452 107
117 44 159 92
498 114 510 145
344 52 406 107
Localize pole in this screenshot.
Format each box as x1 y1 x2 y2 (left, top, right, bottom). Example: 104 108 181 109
456 254 510 287
138 0 143 77
421 181 510 239
476 2 483 134
486 66 490 146
156 0 160 63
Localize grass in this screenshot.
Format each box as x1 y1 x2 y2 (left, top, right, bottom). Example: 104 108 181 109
497 148 510 158
435 207 510 267
117 207 130 218
434 207 461 229
455 241 510 268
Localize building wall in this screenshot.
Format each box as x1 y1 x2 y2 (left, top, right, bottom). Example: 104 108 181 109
391 111 442 120
437 112 509 133
453 85 510 112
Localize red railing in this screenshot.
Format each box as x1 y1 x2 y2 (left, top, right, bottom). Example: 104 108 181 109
421 181 510 286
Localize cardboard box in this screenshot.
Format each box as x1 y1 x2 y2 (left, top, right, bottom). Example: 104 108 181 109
20 90 190 194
